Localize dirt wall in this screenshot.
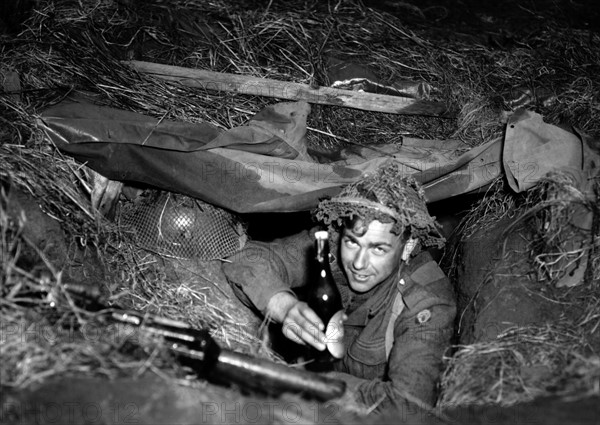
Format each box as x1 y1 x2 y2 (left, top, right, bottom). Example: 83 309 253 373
453 217 555 344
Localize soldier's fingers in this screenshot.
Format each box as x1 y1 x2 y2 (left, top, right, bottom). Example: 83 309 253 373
297 321 326 350
281 319 306 345
299 305 325 332
284 304 326 349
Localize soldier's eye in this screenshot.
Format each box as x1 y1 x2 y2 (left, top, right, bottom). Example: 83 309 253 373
343 238 358 247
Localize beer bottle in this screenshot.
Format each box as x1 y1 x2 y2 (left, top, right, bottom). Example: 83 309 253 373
306 231 345 370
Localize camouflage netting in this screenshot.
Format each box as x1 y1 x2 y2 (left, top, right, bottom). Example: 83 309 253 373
120 190 247 260
315 162 445 248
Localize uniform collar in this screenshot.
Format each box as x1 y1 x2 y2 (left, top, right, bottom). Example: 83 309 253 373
342 264 404 326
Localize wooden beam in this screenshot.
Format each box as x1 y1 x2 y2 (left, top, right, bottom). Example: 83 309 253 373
125 60 449 117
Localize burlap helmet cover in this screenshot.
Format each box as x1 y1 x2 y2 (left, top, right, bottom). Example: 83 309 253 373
315 162 445 248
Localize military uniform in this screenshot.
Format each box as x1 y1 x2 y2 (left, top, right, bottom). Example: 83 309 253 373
223 228 456 413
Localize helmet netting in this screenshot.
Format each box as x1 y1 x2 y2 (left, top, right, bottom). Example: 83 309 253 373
314 162 445 248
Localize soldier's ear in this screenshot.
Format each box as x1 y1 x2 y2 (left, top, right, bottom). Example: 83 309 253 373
401 238 418 262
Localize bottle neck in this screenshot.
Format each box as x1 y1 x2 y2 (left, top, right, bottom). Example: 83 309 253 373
315 238 330 263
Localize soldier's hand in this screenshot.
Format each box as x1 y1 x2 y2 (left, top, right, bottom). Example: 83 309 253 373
267 292 326 350
283 300 328 350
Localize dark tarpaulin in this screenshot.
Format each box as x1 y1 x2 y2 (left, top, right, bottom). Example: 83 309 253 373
39 99 505 213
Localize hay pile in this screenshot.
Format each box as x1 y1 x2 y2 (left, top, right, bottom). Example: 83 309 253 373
1 0 599 414
439 324 600 407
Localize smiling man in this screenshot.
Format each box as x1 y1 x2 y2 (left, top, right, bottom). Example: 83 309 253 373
341 219 403 292
222 162 456 414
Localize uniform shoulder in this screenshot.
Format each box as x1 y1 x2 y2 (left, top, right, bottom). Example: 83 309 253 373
406 251 447 285
402 251 454 309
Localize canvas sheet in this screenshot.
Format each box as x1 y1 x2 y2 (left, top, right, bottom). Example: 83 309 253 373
38 99 590 214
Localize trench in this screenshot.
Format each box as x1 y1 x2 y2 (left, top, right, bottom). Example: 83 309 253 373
2 187 598 424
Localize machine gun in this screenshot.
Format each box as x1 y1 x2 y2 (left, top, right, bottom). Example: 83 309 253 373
41 282 346 401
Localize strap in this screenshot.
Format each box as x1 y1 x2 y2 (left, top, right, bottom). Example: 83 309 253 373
385 289 405 359
384 257 446 359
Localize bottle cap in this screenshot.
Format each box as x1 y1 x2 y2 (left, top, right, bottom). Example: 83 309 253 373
315 230 329 240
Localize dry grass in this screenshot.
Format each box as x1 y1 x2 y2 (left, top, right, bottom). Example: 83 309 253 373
7 0 599 148
0 187 170 388
523 173 599 287
439 323 600 407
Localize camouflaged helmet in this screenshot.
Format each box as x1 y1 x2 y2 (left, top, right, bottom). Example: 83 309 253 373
314 162 445 248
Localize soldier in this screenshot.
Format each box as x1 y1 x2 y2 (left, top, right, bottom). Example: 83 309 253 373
223 162 456 414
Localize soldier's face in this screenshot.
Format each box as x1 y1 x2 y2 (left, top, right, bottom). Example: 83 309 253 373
340 219 404 293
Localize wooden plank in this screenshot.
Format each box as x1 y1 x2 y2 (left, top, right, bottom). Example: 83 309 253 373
125 60 449 117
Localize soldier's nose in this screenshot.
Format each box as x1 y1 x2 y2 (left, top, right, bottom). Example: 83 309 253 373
352 249 368 270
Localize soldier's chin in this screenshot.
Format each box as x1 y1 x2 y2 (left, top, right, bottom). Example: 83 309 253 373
348 277 373 292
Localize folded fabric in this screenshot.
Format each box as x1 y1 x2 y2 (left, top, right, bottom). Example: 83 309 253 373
38 99 589 214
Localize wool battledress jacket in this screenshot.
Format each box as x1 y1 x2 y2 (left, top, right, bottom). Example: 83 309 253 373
222 228 456 413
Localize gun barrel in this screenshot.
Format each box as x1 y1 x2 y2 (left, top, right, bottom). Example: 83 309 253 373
215 349 346 401
56 284 344 400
